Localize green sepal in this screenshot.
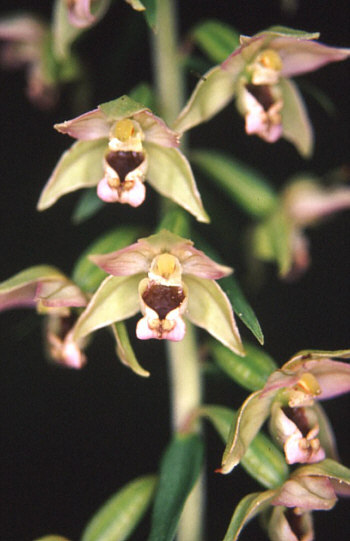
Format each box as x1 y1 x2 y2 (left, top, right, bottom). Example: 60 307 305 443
222 490 276 541
191 150 278 218
253 210 293 277
258 26 320 40
73 274 143 340
199 406 288 489
191 19 240 64
145 143 210 223
72 226 142 293
294 458 350 486
81 474 157 541
191 233 264 344
99 95 148 121
112 321 150 377
221 391 275 474
37 139 106 211
210 341 277 391
173 65 238 133
185 275 244 356
280 78 314 158
72 189 105 224
148 433 204 541
0 265 65 296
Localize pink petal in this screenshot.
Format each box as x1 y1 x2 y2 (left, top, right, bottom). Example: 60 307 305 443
89 242 154 276
176 245 232 279
67 0 110 29
54 108 110 140
97 176 121 202
270 37 350 77
272 476 337 510
286 185 350 226
0 283 37 311
0 14 47 43
134 110 180 148
118 179 146 207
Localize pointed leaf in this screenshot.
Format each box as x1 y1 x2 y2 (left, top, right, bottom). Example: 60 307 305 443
140 0 157 30
37 139 106 210
81 474 157 541
191 150 278 218
72 226 142 292
191 20 240 64
200 405 288 489
72 189 106 224
112 321 150 377
221 390 274 474
145 143 209 223
73 274 143 340
211 341 277 391
173 65 237 133
148 433 204 541
185 275 244 356
223 491 276 541
280 78 314 158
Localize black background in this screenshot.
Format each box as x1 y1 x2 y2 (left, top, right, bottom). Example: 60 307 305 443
0 1 349 540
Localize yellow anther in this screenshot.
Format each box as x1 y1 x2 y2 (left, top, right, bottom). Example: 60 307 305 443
113 119 135 142
155 253 177 279
257 49 283 71
296 373 321 396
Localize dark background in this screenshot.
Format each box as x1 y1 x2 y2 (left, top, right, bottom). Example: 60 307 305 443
0 1 349 540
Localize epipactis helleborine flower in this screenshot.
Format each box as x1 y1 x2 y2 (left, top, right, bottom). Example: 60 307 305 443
223 459 350 541
37 95 209 222
63 0 146 28
174 27 350 156
0 266 88 368
0 14 59 109
72 230 243 355
221 349 350 474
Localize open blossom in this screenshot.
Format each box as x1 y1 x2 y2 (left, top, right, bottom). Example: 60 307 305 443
72 230 243 354
174 27 350 156
0 14 58 108
220 349 350 474
0 266 88 368
37 95 208 222
223 459 350 541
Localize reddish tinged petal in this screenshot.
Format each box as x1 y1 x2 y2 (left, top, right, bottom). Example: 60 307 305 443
270 37 350 77
175 245 232 279
89 241 154 276
134 110 180 148
35 281 88 308
0 283 38 311
0 14 47 43
272 476 337 510
54 108 110 140
67 0 110 29
136 313 186 341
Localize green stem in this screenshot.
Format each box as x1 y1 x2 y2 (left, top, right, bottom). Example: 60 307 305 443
151 2 204 540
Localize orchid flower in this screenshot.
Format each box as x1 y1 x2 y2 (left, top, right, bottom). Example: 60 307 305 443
253 175 350 280
62 0 146 29
0 266 89 368
221 349 350 474
37 95 208 222
72 230 243 355
174 27 350 156
0 14 58 108
222 459 350 541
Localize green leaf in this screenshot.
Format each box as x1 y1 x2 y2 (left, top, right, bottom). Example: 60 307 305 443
129 82 156 111
260 26 320 40
52 0 82 59
221 391 274 474
280 78 314 158
191 150 278 218
72 226 142 293
81 474 157 541
173 65 238 133
72 189 106 224
191 19 240 63
200 406 288 489
210 341 277 391
222 491 276 541
140 0 157 30
73 274 143 341
145 143 210 223
37 139 106 211
112 321 150 377
148 433 204 541
99 95 147 121
185 275 244 356
253 210 293 277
